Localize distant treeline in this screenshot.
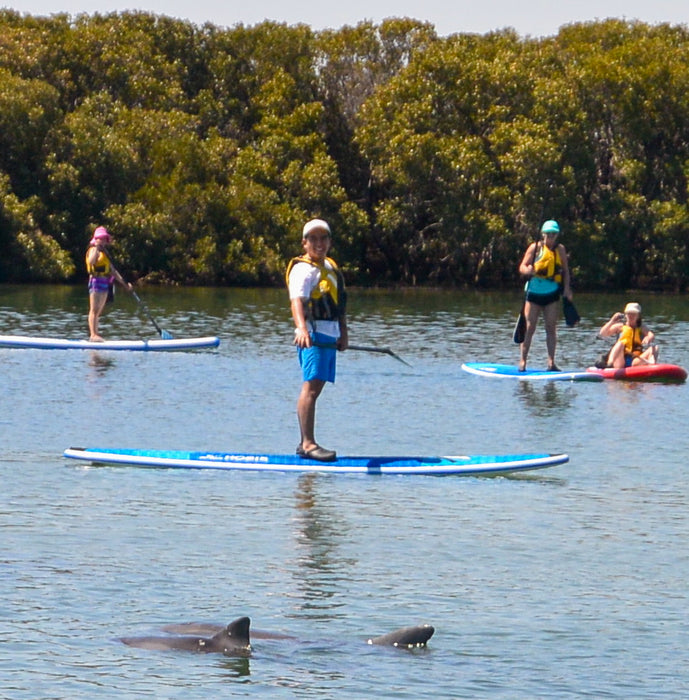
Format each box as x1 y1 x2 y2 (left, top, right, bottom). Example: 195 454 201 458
1 11 689 289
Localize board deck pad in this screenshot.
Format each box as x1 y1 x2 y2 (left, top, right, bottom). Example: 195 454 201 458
0 335 220 351
462 362 603 382
64 447 569 476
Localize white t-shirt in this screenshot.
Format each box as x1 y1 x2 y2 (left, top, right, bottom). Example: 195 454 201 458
288 259 340 339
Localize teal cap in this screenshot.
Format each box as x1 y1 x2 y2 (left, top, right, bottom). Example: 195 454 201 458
541 220 560 235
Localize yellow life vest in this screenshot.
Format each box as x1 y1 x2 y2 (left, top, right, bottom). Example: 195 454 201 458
285 255 346 321
533 243 563 284
86 247 111 277
619 324 643 357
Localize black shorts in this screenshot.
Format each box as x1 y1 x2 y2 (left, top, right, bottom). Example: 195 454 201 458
525 288 561 307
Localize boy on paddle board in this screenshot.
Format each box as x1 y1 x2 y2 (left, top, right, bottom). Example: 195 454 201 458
85 226 131 341
598 302 659 368
517 220 572 371
286 219 348 462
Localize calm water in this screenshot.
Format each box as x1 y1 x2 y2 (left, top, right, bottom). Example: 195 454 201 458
1 285 688 699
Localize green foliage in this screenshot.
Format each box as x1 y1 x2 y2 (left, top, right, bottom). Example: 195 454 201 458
356 31 541 284
0 11 688 289
0 68 62 199
0 173 76 280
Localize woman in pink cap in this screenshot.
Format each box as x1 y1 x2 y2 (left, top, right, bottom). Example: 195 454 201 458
85 226 131 341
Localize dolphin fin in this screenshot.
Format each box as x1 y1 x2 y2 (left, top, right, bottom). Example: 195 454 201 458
367 623 435 648
213 616 251 655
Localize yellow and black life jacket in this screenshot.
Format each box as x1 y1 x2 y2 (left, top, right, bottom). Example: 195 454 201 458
85 247 111 277
619 324 643 357
285 255 346 321
532 243 563 284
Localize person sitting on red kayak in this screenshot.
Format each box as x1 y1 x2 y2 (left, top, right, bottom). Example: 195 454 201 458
598 302 659 368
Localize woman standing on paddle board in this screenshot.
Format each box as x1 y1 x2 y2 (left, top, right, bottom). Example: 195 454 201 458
85 227 131 341
517 220 572 371
598 302 659 368
286 219 348 462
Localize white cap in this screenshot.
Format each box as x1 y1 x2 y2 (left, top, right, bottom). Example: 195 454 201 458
302 219 331 239
624 302 641 314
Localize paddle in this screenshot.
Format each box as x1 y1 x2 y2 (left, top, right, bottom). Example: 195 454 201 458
128 287 173 340
348 344 412 367
313 341 412 367
105 254 173 339
513 304 526 344
562 297 580 327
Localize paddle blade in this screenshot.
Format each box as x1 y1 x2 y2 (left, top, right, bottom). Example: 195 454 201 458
160 329 174 340
347 344 412 367
386 349 412 367
563 298 580 327
513 309 526 344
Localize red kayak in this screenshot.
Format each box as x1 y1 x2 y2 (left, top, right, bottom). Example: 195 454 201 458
586 363 687 383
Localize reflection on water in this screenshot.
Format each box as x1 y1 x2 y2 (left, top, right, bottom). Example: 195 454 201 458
515 381 574 416
87 351 116 375
218 656 251 677
290 474 355 617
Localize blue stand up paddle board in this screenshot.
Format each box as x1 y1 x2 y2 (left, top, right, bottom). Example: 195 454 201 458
63 447 569 477
462 362 602 382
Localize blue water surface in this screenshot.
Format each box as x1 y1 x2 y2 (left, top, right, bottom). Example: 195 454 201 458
1 286 687 698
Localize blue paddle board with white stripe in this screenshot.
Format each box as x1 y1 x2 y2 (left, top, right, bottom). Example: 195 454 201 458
63 447 568 476
462 362 602 382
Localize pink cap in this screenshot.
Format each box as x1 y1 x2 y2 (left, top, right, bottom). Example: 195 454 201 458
90 226 111 245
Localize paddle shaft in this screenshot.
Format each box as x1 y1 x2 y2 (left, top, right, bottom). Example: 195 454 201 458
348 344 412 367
129 288 167 338
313 341 411 367
102 251 172 339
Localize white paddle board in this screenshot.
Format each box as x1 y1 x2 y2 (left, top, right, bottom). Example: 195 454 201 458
0 334 219 351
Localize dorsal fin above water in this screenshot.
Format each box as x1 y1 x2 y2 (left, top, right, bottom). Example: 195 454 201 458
212 616 251 653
